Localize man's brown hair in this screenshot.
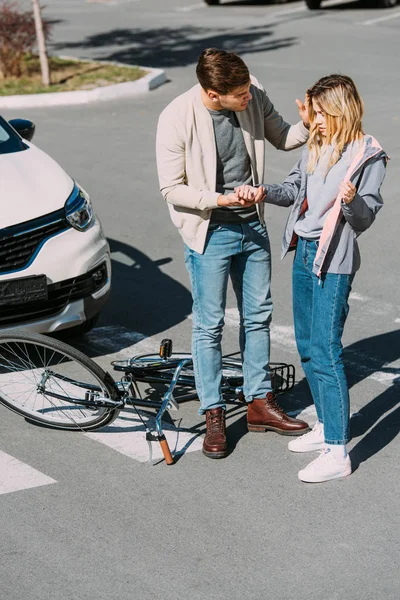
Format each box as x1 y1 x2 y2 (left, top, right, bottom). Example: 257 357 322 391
196 48 250 95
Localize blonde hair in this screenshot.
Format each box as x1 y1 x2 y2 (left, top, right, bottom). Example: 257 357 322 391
306 74 364 175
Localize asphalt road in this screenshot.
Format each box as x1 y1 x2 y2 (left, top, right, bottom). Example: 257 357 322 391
1 1 399 599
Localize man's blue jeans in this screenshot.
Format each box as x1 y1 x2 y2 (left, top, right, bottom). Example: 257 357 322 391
292 237 354 444
184 221 273 414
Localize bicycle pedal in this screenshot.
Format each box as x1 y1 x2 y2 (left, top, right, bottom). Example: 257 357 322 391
159 338 173 359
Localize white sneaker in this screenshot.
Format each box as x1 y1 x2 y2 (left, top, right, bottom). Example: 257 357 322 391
288 421 324 453
298 447 352 483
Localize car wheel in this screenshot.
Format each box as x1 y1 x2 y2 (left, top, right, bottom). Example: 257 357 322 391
204 0 220 5
305 0 322 7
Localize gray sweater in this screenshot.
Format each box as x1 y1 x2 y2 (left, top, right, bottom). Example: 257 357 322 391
264 135 388 275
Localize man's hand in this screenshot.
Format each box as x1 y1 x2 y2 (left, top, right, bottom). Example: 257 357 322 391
217 193 257 208
296 96 310 129
234 185 265 203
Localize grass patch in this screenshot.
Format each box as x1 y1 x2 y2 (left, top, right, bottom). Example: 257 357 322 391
0 55 147 95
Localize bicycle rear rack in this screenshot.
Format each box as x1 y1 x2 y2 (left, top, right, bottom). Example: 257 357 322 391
112 340 295 400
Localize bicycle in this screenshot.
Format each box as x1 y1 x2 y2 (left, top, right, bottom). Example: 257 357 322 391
0 332 295 465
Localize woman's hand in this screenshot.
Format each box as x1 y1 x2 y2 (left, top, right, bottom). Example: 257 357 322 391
339 181 357 204
234 185 265 204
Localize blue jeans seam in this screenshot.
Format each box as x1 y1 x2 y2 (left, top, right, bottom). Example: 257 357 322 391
328 274 349 444
189 252 205 410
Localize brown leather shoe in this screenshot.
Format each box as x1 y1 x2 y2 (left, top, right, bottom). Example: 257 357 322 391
247 393 309 436
203 407 228 459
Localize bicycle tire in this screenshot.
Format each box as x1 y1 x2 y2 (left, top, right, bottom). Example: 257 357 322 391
0 332 120 431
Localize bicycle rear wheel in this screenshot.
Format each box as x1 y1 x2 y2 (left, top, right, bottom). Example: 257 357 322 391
0 332 120 430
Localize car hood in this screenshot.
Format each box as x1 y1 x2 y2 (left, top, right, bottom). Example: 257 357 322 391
0 142 74 229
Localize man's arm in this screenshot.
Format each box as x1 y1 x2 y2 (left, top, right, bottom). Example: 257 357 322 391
156 112 220 211
259 87 309 151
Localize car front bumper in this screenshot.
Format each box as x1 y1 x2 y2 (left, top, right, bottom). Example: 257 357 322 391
0 219 111 333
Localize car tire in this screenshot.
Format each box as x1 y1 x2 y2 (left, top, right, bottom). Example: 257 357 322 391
305 0 322 7
204 0 220 5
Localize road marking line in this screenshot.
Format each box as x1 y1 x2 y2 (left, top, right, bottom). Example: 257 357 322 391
80 325 152 356
175 2 205 11
85 409 203 463
0 451 56 496
110 250 135 267
349 291 400 317
359 10 400 25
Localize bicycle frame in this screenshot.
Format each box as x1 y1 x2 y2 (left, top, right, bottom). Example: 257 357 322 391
0 333 295 467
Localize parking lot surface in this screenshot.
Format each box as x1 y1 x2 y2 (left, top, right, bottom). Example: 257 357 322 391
1 2 399 599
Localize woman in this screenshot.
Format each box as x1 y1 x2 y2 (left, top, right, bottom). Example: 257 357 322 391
236 74 388 483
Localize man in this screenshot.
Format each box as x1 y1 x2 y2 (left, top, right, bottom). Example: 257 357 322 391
156 48 310 459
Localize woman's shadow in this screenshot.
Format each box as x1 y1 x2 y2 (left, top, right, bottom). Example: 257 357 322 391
345 329 400 470
279 329 400 471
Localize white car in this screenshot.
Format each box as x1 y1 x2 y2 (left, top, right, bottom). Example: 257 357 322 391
0 116 111 336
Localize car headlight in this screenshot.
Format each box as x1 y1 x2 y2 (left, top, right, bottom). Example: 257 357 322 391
65 183 94 231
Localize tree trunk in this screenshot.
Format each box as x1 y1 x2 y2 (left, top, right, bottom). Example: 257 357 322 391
32 0 50 86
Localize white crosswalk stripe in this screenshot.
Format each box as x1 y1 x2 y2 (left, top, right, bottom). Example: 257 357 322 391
85 409 203 463
0 451 56 496
1 292 398 479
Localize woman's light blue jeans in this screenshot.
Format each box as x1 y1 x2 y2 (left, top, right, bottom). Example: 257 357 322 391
292 237 354 444
184 221 273 414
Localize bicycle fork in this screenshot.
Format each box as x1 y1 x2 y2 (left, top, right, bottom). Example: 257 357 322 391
153 358 193 465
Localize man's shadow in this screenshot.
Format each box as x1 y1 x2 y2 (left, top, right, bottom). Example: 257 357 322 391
69 238 192 358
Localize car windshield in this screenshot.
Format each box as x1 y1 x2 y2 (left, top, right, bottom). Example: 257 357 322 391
0 116 27 155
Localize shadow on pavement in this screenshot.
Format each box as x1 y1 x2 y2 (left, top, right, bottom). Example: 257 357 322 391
347 329 400 469
280 328 400 466
53 24 298 69
105 237 192 334
65 238 192 357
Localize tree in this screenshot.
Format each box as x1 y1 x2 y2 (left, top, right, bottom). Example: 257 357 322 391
32 0 50 86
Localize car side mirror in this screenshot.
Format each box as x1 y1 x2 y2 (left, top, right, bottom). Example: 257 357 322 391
9 118 36 141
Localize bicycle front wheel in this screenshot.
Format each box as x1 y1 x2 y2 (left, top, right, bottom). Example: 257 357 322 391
0 332 120 430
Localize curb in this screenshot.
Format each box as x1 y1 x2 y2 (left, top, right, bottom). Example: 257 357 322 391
0 65 167 109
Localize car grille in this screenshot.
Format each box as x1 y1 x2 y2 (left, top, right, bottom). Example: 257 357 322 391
0 209 69 275
0 262 108 326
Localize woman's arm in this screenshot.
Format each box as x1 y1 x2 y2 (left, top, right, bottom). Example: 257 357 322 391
341 156 387 233
263 156 303 207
